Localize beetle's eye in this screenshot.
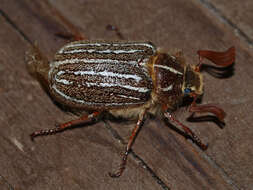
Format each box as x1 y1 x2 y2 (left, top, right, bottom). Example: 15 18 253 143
184 87 191 95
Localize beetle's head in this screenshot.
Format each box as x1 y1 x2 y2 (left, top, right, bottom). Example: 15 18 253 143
182 64 203 98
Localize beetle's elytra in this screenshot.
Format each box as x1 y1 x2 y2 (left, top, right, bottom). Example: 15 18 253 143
26 40 235 177
50 41 155 110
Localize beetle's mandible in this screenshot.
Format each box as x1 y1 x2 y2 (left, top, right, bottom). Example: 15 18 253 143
26 39 235 177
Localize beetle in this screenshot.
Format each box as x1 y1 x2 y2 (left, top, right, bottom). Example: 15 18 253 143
26 39 235 177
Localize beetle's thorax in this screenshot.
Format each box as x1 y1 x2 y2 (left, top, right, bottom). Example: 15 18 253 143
150 52 185 108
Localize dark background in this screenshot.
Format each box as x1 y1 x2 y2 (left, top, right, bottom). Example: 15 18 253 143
0 0 252 189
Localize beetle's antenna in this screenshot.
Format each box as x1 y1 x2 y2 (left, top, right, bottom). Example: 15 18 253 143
189 103 226 123
189 93 226 123
195 47 235 72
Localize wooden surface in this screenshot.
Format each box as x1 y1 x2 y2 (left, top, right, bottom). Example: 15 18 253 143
0 0 252 189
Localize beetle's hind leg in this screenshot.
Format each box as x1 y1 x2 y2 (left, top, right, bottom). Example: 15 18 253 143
30 111 100 140
109 109 147 178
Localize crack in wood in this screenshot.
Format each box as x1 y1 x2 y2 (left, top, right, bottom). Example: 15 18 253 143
201 153 240 190
197 0 253 48
0 9 33 45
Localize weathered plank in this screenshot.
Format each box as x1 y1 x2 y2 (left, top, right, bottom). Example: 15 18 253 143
49 0 253 189
0 0 253 189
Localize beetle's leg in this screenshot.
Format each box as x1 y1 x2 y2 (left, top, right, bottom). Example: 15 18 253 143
109 109 146 178
196 47 235 72
30 112 100 140
164 112 208 150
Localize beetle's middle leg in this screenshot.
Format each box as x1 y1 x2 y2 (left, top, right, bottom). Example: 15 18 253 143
109 109 147 178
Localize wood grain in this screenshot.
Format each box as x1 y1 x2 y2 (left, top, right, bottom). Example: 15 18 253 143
0 0 252 189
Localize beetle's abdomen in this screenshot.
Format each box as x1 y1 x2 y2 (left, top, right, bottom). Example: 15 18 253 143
48 41 156 110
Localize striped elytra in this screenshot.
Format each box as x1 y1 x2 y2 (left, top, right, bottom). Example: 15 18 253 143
49 41 155 110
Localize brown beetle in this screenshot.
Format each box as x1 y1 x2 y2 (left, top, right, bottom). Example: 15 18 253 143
26 38 235 177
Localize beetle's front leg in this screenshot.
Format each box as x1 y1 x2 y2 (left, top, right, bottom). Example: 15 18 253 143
164 112 208 150
109 109 147 178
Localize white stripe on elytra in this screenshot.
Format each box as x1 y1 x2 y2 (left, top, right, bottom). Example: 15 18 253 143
55 78 73 85
61 49 144 54
48 58 147 83
56 71 65 75
73 70 142 82
85 82 150 93
55 71 73 85
52 84 145 106
161 84 173 92
117 94 140 100
58 42 156 54
51 58 138 68
154 64 183 75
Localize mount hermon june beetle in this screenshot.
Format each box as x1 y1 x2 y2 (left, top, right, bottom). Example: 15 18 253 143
26 40 235 177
